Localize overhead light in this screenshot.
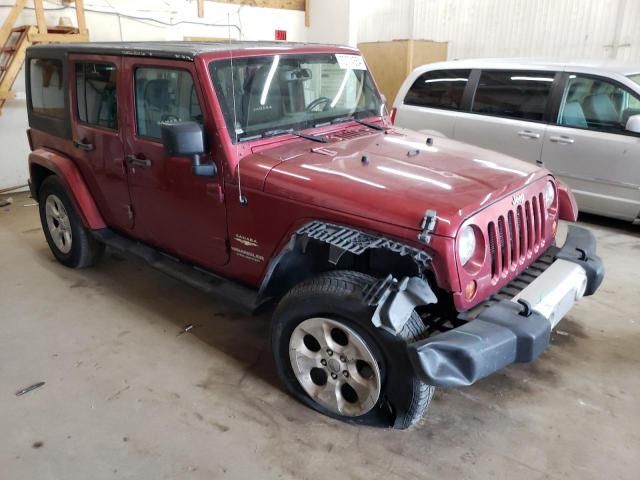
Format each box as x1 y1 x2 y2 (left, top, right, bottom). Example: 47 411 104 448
424 78 468 83
510 76 554 82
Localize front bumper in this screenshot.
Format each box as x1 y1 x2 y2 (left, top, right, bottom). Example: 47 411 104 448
408 225 604 387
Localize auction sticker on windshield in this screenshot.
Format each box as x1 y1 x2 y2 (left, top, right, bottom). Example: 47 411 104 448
335 54 367 70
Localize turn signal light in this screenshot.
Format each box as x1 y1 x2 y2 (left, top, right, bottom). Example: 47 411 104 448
465 280 477 300
552 220 558 235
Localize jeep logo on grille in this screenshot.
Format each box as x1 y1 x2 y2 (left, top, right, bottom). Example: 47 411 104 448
512 193 525 206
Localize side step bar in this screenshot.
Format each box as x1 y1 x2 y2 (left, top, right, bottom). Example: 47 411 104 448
93 229 260 313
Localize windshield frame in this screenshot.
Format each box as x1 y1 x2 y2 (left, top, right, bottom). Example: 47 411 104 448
208 52 384 144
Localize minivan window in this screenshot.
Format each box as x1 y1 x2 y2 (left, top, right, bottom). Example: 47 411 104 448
134 67 203 140
472 70 555 121
404 69 471 110
75 62 117 129
558 74 640 132
29 58 65 119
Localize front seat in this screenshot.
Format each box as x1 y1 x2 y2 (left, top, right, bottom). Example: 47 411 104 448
143 79 173 137
582 93 619 128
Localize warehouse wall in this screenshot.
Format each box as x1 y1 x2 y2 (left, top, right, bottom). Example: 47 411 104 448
0 0 307 190
358 0 640 61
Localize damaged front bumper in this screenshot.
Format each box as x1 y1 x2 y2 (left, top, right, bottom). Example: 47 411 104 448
408 225 604 387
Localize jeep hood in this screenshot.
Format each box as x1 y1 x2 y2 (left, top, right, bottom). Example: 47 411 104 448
259 128 548 238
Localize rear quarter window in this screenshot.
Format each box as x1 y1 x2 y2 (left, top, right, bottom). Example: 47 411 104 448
404 69 471 110
471 70 555 121
29 58 65 119
26 54 70 139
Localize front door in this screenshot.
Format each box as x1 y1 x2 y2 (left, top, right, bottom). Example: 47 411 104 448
69 54 132 231
122 58 229 268
455 69 557 164
541 73 640 221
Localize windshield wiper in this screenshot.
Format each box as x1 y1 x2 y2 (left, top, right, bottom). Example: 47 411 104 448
331 116 386 131
263 128 329 143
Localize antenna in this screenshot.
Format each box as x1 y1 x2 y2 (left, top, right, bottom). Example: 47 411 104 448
227 12 247 206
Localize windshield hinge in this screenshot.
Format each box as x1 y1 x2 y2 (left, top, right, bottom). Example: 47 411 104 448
418 209 437 244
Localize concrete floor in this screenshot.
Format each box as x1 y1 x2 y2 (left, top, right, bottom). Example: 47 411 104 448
1 190 639 480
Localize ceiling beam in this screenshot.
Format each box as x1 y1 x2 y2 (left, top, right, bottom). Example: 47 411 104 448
206 0 305 11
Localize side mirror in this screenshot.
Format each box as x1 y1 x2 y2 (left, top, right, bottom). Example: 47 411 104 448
625 114 640 134
160 121 217 177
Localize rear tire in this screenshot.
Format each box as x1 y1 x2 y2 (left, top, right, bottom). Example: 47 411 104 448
271 270 434 429
38 176 104 269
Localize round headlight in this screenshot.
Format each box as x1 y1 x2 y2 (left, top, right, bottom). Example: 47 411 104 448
458 225 476 266
545 181 556 209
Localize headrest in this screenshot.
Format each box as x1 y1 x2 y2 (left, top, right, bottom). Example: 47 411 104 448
144 79 173 110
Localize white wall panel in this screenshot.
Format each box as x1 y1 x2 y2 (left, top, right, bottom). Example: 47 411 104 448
357 0 640 62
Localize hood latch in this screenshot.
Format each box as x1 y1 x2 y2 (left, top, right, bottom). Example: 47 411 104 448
418 209 437 244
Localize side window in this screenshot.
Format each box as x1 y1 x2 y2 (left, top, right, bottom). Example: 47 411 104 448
404 69 471 110
558 74 640 133
134 67 203 140
75 62 118 129
29 58 65 118
471 70 555 121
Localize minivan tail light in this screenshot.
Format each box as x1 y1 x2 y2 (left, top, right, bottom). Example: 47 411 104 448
390 107 397 125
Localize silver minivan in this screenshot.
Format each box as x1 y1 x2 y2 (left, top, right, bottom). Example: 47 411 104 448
392 59 640 222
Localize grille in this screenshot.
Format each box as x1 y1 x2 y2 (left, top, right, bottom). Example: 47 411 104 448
487 192 547 279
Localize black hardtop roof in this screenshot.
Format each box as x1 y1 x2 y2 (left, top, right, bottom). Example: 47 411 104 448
27 41 353 61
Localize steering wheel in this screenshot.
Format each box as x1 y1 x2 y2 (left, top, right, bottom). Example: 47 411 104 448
305 97 332 112
161 114 180 122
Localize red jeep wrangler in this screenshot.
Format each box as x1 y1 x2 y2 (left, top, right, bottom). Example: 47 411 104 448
25 41 604 429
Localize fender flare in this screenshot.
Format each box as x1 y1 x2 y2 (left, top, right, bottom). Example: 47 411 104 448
557 180 578 222
29 148 106 229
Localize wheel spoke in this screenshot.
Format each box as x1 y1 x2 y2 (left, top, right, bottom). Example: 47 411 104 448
315 381 341 413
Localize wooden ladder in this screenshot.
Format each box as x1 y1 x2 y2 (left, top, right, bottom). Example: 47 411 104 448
0 0 89 114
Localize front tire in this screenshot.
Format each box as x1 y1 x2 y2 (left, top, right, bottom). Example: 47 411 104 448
38 176 104 269
271 270 434 429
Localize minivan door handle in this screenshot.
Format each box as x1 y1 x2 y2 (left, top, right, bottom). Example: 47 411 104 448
126 154 152 168
517 130 541 139
73 139 95 151
549 135 575 145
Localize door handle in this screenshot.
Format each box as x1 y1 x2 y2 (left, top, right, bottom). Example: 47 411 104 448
73 139 95 151
549 135 575 145
517 130 541 139
126 155 152 168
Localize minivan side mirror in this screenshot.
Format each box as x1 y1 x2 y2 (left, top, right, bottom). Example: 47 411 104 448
160 121 217 177
625 114 640 134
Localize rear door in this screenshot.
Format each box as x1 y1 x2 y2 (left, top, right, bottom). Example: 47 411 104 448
394 68 471 137
454 69 558 164
122 57 229 268
540 72 640 220
69 54 133 231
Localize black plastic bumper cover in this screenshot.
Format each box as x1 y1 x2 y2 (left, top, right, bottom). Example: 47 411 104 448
408 225 604 387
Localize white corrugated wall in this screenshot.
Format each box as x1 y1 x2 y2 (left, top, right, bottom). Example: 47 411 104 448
357 0 640 61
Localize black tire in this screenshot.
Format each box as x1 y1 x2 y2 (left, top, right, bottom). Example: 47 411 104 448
271 270 434 429
38 176 104 269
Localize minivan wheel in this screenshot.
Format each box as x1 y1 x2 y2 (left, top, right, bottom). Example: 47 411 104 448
272 270 434 429
38 176 104 268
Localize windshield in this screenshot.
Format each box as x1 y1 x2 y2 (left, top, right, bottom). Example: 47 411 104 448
629 73 640 87
209 53 384 143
